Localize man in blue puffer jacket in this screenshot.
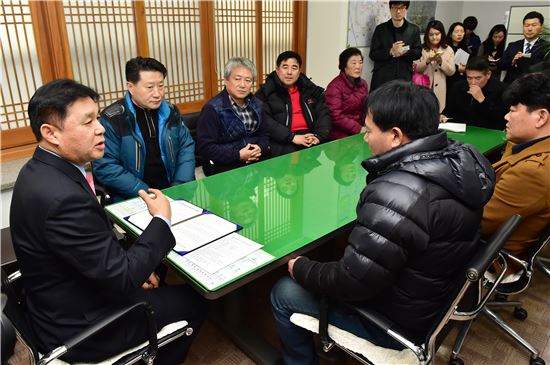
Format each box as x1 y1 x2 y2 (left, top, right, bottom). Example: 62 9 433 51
197 57 269 176
271 81 496 365
93 57 195 202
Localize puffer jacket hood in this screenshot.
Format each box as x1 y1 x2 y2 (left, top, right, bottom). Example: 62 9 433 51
362 131 495 209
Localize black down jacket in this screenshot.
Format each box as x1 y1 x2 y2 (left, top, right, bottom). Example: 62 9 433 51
293 132 495 342
255 72 332 156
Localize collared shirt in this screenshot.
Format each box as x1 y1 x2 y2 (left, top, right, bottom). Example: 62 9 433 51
39 145 86 177
523 38 539 53
229 94 257 133
512 135 550 155
38 145 171 226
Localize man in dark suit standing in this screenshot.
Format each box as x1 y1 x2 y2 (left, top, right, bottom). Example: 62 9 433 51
498 11 548 84
10 79 206 364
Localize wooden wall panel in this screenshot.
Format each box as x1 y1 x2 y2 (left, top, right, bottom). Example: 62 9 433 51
1 0 307 160
261 0 294 81
0 0 42 137
63 0 136 110
213 0 257 91
145 0 206 111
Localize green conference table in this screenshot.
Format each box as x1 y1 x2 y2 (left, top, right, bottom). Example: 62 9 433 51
106 126 505 364
108 126 506 299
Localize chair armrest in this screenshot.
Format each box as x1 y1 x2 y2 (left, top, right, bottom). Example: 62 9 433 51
453 253 508 319
39 301 158 365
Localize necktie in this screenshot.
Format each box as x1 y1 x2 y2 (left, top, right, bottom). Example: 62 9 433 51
85 172 96 194
525 42 532 54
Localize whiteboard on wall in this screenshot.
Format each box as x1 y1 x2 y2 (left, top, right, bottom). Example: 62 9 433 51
506 5 550 47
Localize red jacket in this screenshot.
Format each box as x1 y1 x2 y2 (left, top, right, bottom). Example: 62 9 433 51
325 71 369 140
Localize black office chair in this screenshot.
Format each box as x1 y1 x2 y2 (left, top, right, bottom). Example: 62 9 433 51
1 269 193 365
289 215 522 365
451 223 550 365
182 111 202 168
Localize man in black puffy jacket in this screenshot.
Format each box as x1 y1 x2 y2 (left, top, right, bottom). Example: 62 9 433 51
271 80 496 365
255 51 332 157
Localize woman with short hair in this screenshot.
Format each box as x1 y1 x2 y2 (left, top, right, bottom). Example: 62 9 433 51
325 47 369 140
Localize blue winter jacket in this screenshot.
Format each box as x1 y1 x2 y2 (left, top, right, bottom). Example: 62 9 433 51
93 93 195 202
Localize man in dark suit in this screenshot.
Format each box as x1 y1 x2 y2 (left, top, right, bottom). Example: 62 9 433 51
10 79 206 364
498 11 548 84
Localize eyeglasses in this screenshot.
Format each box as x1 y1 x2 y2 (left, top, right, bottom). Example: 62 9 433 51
390 6 407 12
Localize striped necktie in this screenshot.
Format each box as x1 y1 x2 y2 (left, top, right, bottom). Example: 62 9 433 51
525 42 532 54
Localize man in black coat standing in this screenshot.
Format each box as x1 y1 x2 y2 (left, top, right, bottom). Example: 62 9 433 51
369 1 422 91
271 81 496 365
10 79 206 364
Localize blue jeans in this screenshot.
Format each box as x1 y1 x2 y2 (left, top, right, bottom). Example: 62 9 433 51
271 276 404 365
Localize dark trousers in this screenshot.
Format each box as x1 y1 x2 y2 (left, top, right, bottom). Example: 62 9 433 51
63 285 207 365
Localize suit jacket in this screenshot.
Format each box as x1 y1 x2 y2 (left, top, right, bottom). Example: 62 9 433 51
10 147 176 353
498 38 549 84
482 138 550 259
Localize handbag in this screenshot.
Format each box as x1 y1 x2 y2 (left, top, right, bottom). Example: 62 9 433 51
412 64 430 87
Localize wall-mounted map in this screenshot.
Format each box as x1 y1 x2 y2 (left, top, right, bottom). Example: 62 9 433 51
348 0 437 48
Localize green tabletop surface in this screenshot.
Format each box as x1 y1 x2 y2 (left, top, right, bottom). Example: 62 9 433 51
107 126 506 296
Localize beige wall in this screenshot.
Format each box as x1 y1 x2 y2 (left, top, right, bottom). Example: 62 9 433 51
306 1 348 88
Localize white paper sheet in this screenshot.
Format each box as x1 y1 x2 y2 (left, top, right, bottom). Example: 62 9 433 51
171 213 239 254
439 122 467 133
184 233 263 274
168 249 275 291
127 200 203 230
454 48 470 66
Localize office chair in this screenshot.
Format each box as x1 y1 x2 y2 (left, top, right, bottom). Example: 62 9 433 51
1 269 193 365
451 223 550 365
289 214 523 365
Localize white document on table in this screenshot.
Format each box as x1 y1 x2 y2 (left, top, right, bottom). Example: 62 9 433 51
108 196 174 220
454 48 470 66
184 233 263 274
127 200 203 230
168 249 275 291
171 213 241 254
439 122 467 133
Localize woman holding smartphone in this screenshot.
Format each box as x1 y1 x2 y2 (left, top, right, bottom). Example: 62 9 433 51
414 20 455 111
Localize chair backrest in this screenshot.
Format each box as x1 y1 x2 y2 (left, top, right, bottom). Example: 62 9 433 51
496 222 550 295
1 269 40 362
524 223 550 270
423 215 523 348
183 112 202 167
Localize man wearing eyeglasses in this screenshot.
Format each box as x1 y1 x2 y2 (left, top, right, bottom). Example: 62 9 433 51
196 57 269 176
442 57 506 130
369 1 422 91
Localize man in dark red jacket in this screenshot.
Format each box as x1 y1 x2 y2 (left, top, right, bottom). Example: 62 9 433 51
271 81 495 365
